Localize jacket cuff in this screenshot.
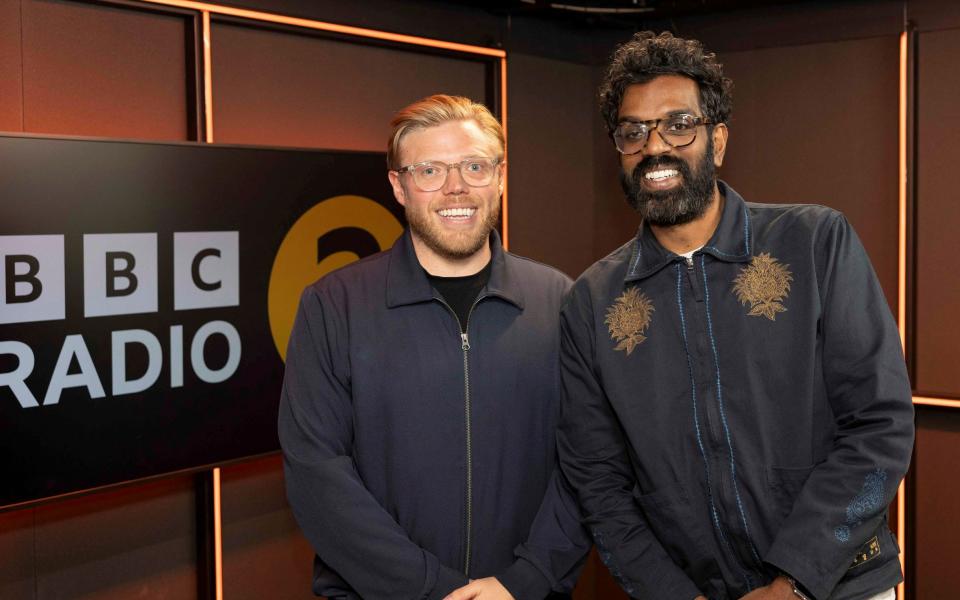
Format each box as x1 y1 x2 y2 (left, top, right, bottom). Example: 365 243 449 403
497 558 552 600
765 544 829 600
426 565 470 600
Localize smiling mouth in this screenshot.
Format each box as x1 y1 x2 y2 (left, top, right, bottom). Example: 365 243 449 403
437 207 476 220
644 169 679 181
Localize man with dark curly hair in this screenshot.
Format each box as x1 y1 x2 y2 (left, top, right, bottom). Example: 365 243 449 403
558 31 913 600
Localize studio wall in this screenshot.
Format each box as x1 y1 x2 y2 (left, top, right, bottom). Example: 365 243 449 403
2 0 960 598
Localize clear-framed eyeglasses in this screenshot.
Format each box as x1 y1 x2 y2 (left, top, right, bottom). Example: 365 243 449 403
393 157 502 192
613 113 712 155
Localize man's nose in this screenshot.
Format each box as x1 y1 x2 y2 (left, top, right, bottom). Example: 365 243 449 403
643 128 673 156
442 165 467 194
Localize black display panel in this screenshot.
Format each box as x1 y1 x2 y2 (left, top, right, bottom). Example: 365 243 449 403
0 135 404 506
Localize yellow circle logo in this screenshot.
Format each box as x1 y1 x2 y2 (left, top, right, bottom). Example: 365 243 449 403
268 195 403 360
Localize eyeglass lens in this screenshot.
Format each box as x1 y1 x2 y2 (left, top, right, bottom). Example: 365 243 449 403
410 159 497 192
614 114 701 154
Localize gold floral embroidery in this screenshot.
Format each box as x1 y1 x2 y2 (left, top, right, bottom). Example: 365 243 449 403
605 287 654 355
732 252 793 321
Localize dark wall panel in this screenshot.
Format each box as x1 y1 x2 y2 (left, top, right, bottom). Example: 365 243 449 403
0 507 34 599
221 456 314 599
590 61 638 263
508 53 596 277
211 23 485 150
719 37 900 312
915 28 960 397
912 408 960 599
21 0 188 140
29 477 196 599
0 0 22 132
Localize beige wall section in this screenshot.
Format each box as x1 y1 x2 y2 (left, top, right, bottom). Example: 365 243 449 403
719 37 900 312
507 53 597 278
221 455 315 599
20 0 188 140
0 0 23 132
210 22 485 150
915 27 960 397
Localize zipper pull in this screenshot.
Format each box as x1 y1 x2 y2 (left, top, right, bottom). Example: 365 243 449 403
460 332 471 351
685 256 694 270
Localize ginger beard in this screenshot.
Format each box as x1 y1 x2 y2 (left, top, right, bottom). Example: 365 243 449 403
620 136 717 226
403 190 501 260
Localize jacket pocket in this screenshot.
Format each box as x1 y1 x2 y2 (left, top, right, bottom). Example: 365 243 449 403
633 483 718 581
766 465 815 526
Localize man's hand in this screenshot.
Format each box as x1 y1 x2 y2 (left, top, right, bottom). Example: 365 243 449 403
443 577 515 600
739 576 796 599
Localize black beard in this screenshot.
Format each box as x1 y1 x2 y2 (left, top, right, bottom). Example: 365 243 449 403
619 139 717 226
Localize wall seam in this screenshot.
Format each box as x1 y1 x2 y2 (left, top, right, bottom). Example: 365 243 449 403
18 0 24 131
32 508 37 600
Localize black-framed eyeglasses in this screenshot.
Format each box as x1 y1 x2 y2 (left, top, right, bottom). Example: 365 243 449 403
613 114 712 155
393 157 502 192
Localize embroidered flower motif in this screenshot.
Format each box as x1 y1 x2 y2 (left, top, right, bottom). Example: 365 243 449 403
605 287 654 355
732 253 793 321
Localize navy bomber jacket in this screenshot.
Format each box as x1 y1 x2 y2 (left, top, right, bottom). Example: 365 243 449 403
558 182 914 600
280 229 590 599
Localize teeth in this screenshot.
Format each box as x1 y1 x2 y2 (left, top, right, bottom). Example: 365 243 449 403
438 207 476 218
644 169 679 181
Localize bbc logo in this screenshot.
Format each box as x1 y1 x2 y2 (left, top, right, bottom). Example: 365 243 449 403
0 232 239 324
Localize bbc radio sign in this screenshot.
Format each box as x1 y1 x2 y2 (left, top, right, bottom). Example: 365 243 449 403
1 232 240 408
0 135 402 505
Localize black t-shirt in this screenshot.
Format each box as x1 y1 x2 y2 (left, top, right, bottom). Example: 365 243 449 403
427 260 492 333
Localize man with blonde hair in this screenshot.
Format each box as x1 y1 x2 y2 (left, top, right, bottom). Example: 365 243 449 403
280 94 589 599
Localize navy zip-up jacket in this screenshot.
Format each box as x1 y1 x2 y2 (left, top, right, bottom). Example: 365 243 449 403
558 182 914 600
280 229 590 599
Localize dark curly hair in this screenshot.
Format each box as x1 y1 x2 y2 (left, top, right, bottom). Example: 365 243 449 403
599 31 733 137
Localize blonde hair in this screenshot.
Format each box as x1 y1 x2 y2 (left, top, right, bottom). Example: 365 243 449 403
387 94 505 169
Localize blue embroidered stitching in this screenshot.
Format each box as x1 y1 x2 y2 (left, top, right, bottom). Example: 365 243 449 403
743 205 751 255
592 529 635 594
675 264 752 590
701 255 763 569
834 469 888 543
628 237 643 277
701 206 751 259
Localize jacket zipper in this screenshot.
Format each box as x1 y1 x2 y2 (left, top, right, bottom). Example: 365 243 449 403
435 295 484 577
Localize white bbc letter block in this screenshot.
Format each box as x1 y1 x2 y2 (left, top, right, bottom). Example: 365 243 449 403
0 235 65 324
173 231 239 311
84 233 158 317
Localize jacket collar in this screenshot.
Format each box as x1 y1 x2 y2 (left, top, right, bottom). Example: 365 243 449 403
385 228 525 310
624 180 753 283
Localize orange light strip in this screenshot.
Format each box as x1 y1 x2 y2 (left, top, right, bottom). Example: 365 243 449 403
500 56 509 250
897 31 908 355
897 478 905 600
914 395 960 408
896 30 908 600
202 11 214 143
139 0 505 58
213 467 223 600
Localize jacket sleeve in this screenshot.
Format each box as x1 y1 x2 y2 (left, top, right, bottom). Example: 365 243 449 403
496 467 592 598
278 286 468 600
556 285 703 600
764 214 915 599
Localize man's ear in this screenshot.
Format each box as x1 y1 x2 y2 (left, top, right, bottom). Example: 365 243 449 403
712 123 729 168
388 170 407 207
